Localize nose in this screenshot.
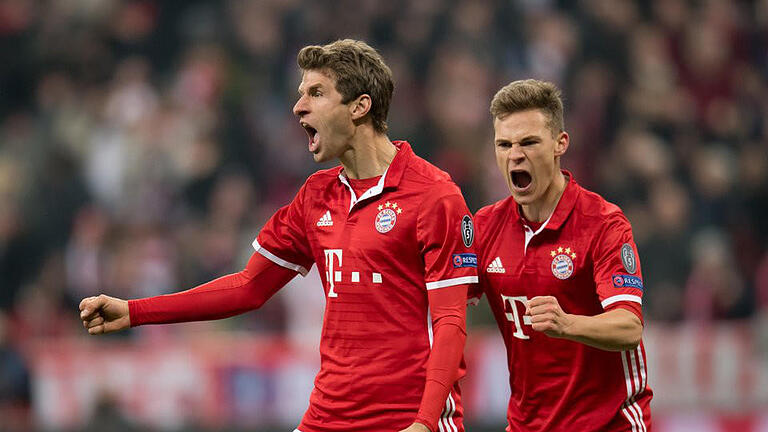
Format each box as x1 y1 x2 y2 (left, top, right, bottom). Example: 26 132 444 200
293 95 309 117
508 144 525 164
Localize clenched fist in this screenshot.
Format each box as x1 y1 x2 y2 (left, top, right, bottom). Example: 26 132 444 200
524 296 574 338
79 294 131 335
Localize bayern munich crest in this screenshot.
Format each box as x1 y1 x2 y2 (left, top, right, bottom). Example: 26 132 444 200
550 246 576 280
375 201 401 233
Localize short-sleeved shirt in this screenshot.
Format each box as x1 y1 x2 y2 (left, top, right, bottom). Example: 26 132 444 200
471 171 653 432
254 141 478 432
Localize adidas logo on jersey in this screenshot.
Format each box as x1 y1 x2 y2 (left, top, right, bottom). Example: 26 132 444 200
487 257 506 273
317 210 333 227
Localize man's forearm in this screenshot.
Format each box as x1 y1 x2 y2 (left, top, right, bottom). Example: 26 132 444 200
414 283 468 432
414 320 465 432
562 308 642 351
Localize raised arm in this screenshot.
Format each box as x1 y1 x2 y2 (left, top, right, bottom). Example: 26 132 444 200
79 252 298 334
524 214 646 352
524 296 641 351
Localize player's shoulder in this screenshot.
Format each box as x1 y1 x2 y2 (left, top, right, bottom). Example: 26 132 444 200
572 184 631 231
403 153 460 196
475 195 516 224
307 165 343 183
302 166 344 190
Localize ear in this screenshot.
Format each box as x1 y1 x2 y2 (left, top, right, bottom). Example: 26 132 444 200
554 131 569 157
349 94 372 121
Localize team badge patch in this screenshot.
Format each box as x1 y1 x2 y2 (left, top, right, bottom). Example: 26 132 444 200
461 215 474 247
612 274 644 290
550 246 576 280
620 243 637 274
452 253 478 268
375 201 400 233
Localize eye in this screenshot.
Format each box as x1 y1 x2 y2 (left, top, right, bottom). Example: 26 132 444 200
520 139 538 146
496 141 512 148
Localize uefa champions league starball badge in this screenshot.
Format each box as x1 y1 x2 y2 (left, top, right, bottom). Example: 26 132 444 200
550 246 576 279
375 201 401 233
620 243 637 274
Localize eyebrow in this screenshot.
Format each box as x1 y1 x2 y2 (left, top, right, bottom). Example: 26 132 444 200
298 83 321 96
495 134 540 144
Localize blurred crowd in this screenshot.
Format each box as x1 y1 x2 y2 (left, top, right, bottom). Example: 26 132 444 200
1 0 768 426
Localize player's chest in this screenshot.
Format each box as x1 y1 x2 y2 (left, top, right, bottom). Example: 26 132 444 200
305 191 420 259
481 227 593 298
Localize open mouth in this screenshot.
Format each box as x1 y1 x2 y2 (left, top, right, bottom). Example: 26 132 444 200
510 169 532 190
301 122 319 153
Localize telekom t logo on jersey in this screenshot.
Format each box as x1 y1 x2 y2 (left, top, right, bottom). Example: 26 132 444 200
501 294 532 340
324 249 343 298
323 249 383 298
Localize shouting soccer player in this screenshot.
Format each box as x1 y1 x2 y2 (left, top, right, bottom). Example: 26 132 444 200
79 40 477 432
471 80 653 431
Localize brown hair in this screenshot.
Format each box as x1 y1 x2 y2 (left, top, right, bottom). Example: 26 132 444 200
297 39 394 134
489 79 564 136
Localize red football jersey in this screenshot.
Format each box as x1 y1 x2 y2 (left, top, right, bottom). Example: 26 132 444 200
254 141 478 432
471 172 653 432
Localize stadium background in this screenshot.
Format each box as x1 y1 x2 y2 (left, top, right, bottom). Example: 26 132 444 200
1 0 767 430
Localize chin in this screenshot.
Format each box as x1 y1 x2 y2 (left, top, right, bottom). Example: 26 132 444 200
313 150 337 163
508 187 534 205
509 193 531 205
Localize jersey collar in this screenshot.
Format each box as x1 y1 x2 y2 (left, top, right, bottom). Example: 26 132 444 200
513 169 580 232
544 170 579 230
337 140 411 211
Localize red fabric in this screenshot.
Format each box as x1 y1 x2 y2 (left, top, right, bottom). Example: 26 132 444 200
606 301 643 322
256 141 475 431
474 171 652 432
346 175 381 197
591 213 645 318
128 253 297 326
415 284 468 432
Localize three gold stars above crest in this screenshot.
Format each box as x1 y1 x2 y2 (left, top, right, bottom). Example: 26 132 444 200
551 246 576 259
377 201 403 214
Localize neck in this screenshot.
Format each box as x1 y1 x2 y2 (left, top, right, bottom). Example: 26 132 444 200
339 126 396 179
521 169 567 222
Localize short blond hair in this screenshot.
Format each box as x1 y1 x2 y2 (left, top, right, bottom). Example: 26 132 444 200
490 79 564 136
297 39 394 134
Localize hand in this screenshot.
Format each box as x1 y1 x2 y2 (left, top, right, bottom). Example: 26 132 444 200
79 294 131 335
398 422 431 432
525 296 574 338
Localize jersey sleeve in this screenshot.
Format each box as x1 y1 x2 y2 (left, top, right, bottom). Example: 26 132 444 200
252 183 314 276
415 284 467 431
592 215 644 321
466 208 490 306
129 253 297 326
417 187 479 291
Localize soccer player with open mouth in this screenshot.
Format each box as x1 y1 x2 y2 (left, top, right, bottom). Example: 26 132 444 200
79 40 478 432
470 79 653 431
